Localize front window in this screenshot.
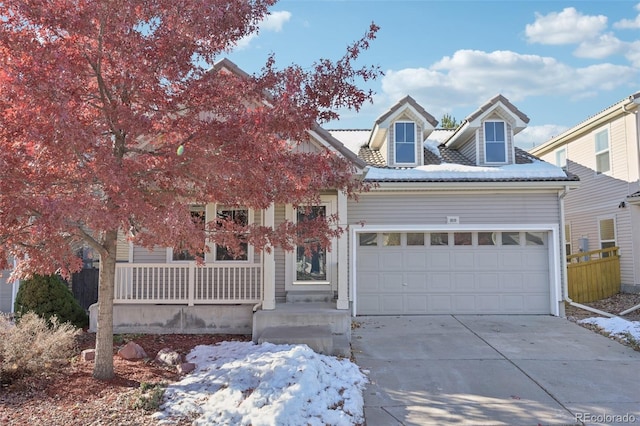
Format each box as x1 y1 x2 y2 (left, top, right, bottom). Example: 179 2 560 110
296 206 327 281
173 206 205 261
394 122 416 164
215 207 249 261
484 121 507 163
595 129 610 173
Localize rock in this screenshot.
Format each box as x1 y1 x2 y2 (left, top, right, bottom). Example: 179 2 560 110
81 349 95 362
155 348 182 366
177 362 196 375
117 341 147 360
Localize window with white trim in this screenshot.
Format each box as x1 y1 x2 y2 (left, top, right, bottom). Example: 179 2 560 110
484 121 507 163
598 217 616 250
595 129 610 174
555 147 567 169
172 205 205 261
564 223 571 255
296 206 327 281
215 206 250 261
394 121 416 164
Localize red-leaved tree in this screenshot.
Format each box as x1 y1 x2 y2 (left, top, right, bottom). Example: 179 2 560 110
0 0 379 379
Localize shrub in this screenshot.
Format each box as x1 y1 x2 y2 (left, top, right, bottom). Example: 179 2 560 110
14 274 88 329
0 312 79 384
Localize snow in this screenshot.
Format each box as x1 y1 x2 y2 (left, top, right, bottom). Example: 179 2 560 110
366 159 568 180
578 317 640 344
154 341 367 426
423 139 441 158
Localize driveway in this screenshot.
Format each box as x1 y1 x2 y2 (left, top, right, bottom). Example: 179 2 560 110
351 315 640 426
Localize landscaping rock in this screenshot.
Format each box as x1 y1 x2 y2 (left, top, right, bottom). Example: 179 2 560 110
80 349 95 362
117 342 147 360
177 362 196 375
155 348 182 366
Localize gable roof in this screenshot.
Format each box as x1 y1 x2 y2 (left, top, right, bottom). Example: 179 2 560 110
445 94 530 148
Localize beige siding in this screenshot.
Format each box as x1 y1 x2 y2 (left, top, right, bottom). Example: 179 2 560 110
348 191 560 225
460 133 477 164
537 114 640 289
116 230 130 262
133 246 167 263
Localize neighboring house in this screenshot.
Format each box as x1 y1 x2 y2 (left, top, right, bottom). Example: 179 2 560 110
83 60 577 354
530 92 640 295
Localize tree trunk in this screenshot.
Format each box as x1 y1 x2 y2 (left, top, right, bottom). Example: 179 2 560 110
92 230 118 380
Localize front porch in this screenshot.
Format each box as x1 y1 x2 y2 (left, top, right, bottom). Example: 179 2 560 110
89 261 351 356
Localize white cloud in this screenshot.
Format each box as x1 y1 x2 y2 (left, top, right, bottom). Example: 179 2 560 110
574 33 626 59
614 3 640 29
525 7 607 45
517 124 569 150
381 50 635 113
234 10 292 50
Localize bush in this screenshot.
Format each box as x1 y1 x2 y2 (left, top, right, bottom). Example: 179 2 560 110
14 274 88 329
0 312 79 384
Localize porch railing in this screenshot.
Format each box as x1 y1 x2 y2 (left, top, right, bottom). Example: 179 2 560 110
114 263 262 305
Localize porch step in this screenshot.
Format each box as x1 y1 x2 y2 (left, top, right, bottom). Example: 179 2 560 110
258 325 350 357
286 291 334 303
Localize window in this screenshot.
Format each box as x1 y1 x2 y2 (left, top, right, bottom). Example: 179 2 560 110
430 233 449 246
484 121 507 163
525 232 545 246
394 122 416 164
599 217 616 251
359 233 377 246
296 206 327 281
454 232 472 245
172 205 205 261
383 233 401 246
478 232 496 246
595 129 610 173
215 207 249 261
502 232 520 246
407 233 425 246
555 148 567 169
564 223 571 255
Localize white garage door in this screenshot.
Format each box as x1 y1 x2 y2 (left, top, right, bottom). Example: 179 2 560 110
355 231 551 315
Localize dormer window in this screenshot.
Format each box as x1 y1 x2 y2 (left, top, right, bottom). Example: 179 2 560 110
394 121 416 164
484 121 507 163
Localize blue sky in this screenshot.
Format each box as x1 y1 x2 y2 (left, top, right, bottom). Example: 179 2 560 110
226 1 640 149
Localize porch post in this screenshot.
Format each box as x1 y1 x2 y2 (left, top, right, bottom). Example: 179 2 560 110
337 191 349 310
262 203 276 310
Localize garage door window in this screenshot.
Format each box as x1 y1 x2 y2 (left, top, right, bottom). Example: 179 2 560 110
359 233 377 246
478 232 496 245
525 232 546 246
383 233 401 246
502 232 520 245
454 232 472 245
407 233 425 246
430 232 449 246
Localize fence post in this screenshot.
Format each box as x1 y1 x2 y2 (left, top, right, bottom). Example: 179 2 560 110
188 262 195 306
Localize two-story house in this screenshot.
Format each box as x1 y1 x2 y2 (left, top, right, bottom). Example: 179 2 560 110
85 60 577 354
530 92 640 295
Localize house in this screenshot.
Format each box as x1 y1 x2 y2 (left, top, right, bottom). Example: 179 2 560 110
530 92 640 295
0 265 20 315
89 60 578 355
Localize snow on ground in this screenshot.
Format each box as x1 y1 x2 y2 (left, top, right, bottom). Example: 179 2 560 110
154 341 367 426
578 317 640 344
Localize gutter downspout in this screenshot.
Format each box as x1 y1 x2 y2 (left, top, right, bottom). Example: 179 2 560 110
558 186 617 318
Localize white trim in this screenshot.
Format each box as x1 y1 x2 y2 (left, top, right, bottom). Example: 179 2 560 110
350 223 561 317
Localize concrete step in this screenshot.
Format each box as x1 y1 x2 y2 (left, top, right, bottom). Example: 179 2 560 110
258 325 334 355
286 291 334 303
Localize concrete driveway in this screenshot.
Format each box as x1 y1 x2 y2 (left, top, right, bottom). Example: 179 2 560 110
351 315 640 426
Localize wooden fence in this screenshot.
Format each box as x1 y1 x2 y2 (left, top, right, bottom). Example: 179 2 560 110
567 247 620 303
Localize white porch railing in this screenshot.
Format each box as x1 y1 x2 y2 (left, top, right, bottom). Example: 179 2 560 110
114 263 262 305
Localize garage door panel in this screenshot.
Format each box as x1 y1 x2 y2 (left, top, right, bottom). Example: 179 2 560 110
356 230 551 315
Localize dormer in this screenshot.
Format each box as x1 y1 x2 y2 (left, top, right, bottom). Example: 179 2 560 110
368 96 438 167
444 94 529 166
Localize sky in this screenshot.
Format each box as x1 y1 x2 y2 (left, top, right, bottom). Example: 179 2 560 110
152 317 639 425
224 0 640 149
